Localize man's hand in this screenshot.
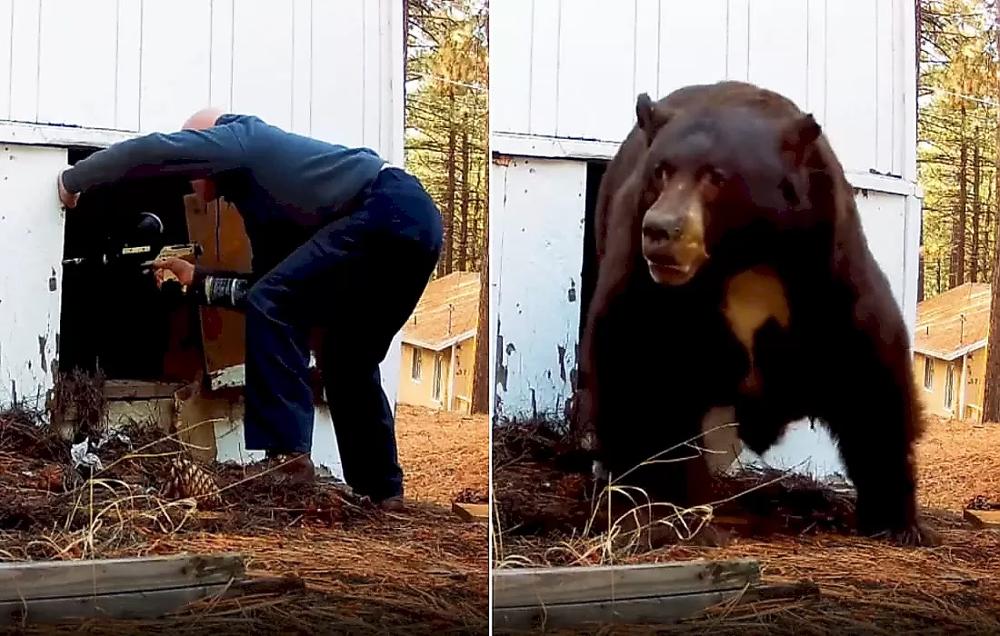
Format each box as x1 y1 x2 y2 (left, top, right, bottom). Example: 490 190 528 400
152 257 195 288
58 171 79 209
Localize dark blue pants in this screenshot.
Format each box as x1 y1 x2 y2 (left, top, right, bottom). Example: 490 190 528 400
243 168 443 501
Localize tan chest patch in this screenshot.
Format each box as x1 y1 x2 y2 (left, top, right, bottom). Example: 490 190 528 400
723 266 790 392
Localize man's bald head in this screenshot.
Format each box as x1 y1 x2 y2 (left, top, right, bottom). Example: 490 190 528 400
182 107 224 131
182 107 226 202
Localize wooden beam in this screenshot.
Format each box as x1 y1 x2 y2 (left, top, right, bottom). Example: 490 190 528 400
104 380 185 401
0 554 245 602
493 582 818 631
0 584 229 625
452 502 489 522
964 508 1000 528
493 559 760 609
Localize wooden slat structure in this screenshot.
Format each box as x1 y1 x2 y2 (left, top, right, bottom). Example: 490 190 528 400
452 502 490 522
964 509 1000 529
493 559 818 630
0 553 247 625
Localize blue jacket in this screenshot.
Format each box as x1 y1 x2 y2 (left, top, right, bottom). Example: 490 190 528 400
61 114 386 274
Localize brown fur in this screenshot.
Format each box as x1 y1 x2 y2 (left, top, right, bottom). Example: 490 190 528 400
574 81 937 547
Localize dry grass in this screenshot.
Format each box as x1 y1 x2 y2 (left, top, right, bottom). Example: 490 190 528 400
493 415 1000 634
0 404 488 635
396 404 489 504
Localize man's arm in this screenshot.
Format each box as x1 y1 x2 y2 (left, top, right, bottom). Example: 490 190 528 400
60 124 248 195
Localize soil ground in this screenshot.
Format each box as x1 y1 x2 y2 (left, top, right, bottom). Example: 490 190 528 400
0 403 488 635
493 415 1000 634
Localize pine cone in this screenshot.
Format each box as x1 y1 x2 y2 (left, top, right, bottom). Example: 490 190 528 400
164 457 222 509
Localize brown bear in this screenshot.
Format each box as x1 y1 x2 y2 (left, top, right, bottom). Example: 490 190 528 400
574 80 938 547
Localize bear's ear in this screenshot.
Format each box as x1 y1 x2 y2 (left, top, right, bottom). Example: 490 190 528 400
636 93 672 144
780 113 822 165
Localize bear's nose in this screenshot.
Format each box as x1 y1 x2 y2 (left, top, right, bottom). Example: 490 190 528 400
642 214 685 243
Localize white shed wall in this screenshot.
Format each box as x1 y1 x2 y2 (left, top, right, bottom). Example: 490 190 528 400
490 0 918 184
0 1 406 474
492 158 918 479
0 0 404 163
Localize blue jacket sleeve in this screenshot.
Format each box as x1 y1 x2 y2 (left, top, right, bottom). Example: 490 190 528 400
60 124 248 194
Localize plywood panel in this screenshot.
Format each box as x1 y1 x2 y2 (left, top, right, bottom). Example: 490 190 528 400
0 144 67 409
231 0 294 130
805 0 827 122
183 195 251 378
35 0 117 128
209 0 234 111
0 0 12 120
556 0 635 141
726 0 750 81
658 2 728 98
488 0 532 134
823 0 878 172
115 0 141 131
633 0 660 100
362 0 381 149
876 0 894 173
528 0 560 136
493 158 586 419
310 0 365 146
9 0 40 122
139 0 211 133
747 0 808 110
291 0 312 135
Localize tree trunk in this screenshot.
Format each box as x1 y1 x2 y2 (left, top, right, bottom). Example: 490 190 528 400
918 217 925 301
952 104 968 287
471 194 490 415
439 89 458 277
458 117 471 271
980 2 1000 422
972 129 982 282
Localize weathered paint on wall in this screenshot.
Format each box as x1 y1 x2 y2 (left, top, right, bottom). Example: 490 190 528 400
491 157 586 421
0 144 67 410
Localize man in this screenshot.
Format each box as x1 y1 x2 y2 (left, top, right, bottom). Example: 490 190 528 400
58 109 444 510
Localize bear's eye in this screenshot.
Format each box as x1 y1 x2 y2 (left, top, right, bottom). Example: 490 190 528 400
779 177 799 205
654 162 674 181
705 167 727 188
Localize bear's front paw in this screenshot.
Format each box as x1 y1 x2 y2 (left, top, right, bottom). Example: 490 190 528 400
866 521 941 548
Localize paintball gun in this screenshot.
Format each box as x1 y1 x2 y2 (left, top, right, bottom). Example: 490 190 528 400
61 212 202 288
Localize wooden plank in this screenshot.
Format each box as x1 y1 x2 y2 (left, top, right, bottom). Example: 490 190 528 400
173 380 225 464
0 554 244 602
184 195 252 384
104 380 185 401
964 509 1000 529
452 502 490 522
493 559 760 609
0 584 228 625
493 582 818 631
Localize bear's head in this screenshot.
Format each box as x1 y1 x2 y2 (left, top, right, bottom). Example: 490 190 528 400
632 92 824 286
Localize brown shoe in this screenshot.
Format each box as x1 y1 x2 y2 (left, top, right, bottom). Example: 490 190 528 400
267 453 316 485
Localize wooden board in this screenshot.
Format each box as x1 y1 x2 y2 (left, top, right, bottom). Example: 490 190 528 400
452 502 490 522
173 380 226 464
493 559 760 610
104 380 185 401
183 195 252 386
0 553 244 602
964 509 1000 529
493 582 818 631
0 585 228 625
